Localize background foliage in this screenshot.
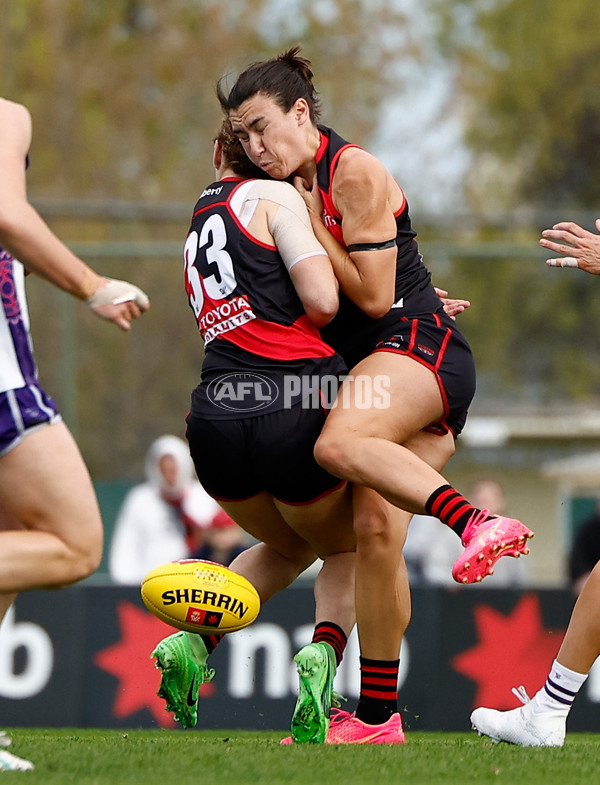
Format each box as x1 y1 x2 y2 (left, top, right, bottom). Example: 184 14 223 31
2 0 600 478
428 0 600 210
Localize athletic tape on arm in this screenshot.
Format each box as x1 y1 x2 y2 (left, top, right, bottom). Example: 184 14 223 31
242 180 327 271
270 204 328 271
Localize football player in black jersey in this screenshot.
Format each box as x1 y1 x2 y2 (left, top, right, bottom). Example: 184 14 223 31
152 120 357 741
219 47 534 744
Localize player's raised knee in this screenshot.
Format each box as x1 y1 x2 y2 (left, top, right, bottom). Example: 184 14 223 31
313 431 353 478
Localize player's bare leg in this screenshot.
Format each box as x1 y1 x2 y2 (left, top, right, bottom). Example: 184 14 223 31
153 486 356 730
228 486 357 744
224 489 344 601
472 560 600 747
0 423 101 771
315 353 448 511
350 425 458 659
0 423 103 592
352 487 410 659
312 552 355 635
556 560 600 673
315 352 533 585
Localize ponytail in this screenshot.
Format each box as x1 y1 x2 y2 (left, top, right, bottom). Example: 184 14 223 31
217 45 321 122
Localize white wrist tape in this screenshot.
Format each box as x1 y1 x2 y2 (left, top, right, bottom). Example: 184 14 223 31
86 278 149 308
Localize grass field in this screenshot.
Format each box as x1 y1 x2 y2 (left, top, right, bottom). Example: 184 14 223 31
4 729 599 784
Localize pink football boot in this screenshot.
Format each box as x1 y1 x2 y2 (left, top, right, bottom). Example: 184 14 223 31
281 709 405 745
452 509 534 584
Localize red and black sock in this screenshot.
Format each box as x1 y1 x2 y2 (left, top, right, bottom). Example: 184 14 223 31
425 484 486 538
355 657 399 726
312 621 348 665
201 633 223 655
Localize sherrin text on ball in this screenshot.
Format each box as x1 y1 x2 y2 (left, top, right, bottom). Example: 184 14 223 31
141 559 260 634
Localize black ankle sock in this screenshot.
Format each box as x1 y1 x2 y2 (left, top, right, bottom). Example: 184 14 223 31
425 484 485 538
355 657 399 725
201 633 223 655
312 621 348 666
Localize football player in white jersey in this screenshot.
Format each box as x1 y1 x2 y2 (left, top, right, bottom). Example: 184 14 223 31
0 97 149 771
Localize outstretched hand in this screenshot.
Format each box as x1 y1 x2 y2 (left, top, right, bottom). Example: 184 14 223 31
540 219 600 275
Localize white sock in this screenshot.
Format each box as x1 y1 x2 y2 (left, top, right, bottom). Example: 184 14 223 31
532 659 588 714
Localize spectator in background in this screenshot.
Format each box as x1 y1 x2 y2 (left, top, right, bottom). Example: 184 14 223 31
109 435 229 584
569 499 600 595
405 479 528 588
193 510 250 566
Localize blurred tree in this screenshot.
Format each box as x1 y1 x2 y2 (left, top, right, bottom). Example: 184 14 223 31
413 0 600 408
424 249 600 407
4 0 600 480
0 0 417 202
0 0 420 478
427 0 600 211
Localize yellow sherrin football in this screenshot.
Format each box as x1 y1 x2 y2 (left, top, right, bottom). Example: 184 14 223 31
141 559 260 634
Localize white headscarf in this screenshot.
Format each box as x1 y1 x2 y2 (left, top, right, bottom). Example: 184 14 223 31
144 435 195 500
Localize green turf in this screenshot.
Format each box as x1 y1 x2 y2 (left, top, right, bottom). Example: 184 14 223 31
3 729 599 785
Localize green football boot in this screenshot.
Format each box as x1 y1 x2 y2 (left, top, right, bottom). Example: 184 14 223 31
291 641 337 743
151 631 215 729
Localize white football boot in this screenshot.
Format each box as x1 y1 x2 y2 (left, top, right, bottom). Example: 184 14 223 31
0 733 34 771
471 687 566 747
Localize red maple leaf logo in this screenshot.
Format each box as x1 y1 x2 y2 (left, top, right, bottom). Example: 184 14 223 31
452 594 566 710
94 602 177 727
94 602 217 727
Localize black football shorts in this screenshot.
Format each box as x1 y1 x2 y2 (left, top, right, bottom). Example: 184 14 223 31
372 311 476 437
186 400 344 504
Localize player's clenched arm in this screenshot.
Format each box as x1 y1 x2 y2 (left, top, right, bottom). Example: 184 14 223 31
0 97 149 331
248 181 339 327
295 149 397 319
286 255 339 327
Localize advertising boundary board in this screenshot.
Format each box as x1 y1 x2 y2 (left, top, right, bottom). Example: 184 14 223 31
0 585 597 732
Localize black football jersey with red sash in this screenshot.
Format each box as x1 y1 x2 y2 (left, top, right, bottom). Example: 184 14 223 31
315 125 443 369
184 177 345 418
